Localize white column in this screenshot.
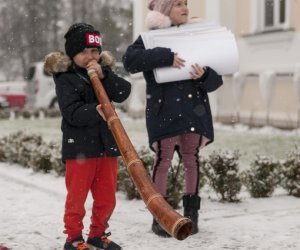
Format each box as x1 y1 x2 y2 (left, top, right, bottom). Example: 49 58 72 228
259 70 276 124
293 63 300 107
232 72 246 120
249 0 260 33
293 63 300 126
131 0 147 40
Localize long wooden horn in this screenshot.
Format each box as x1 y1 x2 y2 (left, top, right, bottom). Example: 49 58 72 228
88 69 193 240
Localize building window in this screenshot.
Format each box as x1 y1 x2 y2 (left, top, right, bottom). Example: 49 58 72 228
263 0 287 31
279 0 286 23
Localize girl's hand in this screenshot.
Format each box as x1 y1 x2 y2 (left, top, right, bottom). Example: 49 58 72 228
173 53 186 69
190 63 206 79
87 60 104 79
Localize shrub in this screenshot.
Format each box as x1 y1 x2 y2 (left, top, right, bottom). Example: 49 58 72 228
0 137 7 161
166 155 206 208
117 146 206 208
0 110 10 119
17 133 43 168
12 108 22 118
21 110 32 119
117 146 153 200
29 142 53 173
0 107 61 120
0 133 18 163
49 142 65 176
165 159 184 209
203 150 242 202
280 147 300 197
1 131 42 166
0 131 64 175
44 108 61 118
117 145 186 207
242 155 280 198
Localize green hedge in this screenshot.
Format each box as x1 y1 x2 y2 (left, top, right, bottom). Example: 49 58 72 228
0 131 299 206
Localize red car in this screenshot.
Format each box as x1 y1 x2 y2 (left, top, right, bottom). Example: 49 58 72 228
0 81 26 108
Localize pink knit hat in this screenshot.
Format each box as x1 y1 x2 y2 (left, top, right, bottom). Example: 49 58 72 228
148 0 178 16
146 0 179 29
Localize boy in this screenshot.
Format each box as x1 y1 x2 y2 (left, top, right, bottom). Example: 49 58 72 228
50 23 131 250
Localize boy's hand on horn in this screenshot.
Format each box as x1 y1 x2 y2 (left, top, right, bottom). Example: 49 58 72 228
87 60 104 79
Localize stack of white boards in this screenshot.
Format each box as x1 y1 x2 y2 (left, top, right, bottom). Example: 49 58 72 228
141 20 239 83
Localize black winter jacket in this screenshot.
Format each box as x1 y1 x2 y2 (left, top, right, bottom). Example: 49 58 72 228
123 35 223 147
54 64 131 161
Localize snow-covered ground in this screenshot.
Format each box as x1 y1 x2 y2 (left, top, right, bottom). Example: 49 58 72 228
0 162 300 250
0 116 300 249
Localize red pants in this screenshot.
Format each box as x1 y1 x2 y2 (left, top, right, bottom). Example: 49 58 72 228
64 157 117 242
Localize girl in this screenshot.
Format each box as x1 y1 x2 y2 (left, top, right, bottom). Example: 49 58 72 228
123 0 223 236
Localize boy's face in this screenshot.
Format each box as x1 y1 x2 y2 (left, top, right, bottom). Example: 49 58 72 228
169 0 189 25
73 48 101 69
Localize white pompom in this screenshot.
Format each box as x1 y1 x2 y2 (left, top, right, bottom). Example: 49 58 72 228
145 11 172 30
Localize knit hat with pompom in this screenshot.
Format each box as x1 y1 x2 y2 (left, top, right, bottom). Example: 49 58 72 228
148 0 177 16
146 0 178 29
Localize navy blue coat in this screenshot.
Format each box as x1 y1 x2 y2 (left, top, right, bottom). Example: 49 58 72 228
123 35 223 147
54 64 131 161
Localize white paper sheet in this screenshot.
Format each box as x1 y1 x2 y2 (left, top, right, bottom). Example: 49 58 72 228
141 21 239 83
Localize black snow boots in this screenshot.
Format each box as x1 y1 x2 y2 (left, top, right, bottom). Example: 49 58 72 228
182 194 201 234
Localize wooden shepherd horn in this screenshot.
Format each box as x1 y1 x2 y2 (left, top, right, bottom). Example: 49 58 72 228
88 69 193 240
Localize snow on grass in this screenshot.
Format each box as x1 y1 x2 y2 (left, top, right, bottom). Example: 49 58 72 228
0 114 300 249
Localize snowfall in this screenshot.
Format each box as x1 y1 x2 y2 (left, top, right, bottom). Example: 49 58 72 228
0 117 300 250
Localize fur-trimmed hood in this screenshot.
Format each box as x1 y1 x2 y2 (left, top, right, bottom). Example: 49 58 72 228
44 50 116 75
145 10 203 30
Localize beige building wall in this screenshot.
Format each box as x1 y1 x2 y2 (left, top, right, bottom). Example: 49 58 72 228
236 0 250 36
218 76 298 128
130 0 300 128
188 0 205 18
235 0 300 36
291 0 300 31
215 0 300 128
